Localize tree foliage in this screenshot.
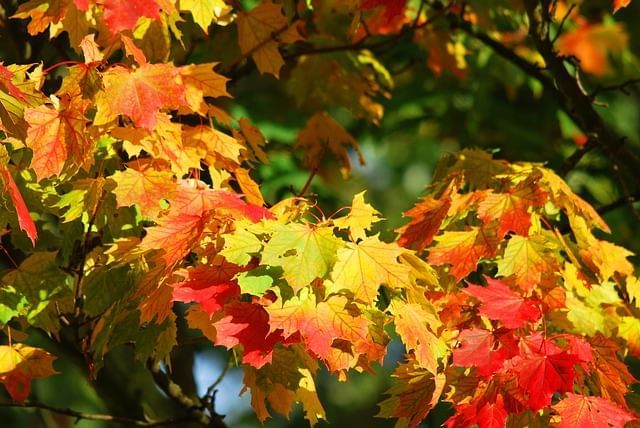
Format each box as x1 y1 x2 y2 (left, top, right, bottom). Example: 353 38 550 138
0 0 639 427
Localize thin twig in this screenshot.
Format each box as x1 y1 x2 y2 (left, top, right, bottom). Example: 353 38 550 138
590 78 640 99
0 401 196 427
550 3 576 44
298 167 318 197
558 139 597 176
597 192 640 215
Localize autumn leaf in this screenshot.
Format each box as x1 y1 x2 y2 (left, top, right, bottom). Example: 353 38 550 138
94 63 186 130
261 222 343 293
333 191 382 242
214 301 284 368
180 0 229 33
452 328 507 377
428 225 500 280
509 350 579 410
326 235 411 304
496 234 558 291
0 165 37 245
267 291 378 372
465 277 541 328
377 360 446 427
11 0 67 35
476 181 547 237
390 302 447 374
236 0 303 77
0 64 27 101
171 265 241 315
558 22 628 76
110 159 177 218
613 0 632 12
179 62 230 114
397 183 455 251
295 112 364 178
98 0 161 33
552 393 635 428
24 97 90 180
0 344 57 401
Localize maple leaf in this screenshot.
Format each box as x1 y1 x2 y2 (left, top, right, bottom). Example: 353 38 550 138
377 360 446 427
333 191 382 242
171 265 241 315
241 345 325 425
179 63 229 114
618 316 640 358
589 335 634 407
182 124 245 166
553 393 635 428
0 344 57 401
180 0 229 33
476 395 508 428
236 0 303 77
11 0 67 35
110 159 177 218
452 328 505 377
261 222 343 293
390 302 447 374
24 97 90 180
140 212 208 268
0 166 37 245
397 182 456 251
497 234 558 291
326 235 411 304
214 301 284 368
465 277 541 329
509 350 579 410
98 0 161 33
558 22 628 76
267 291 377 372
94 64 186 130
613 0 632 12
476 181 547 237
295 112 365 179
428 225 500 281
0 64 27 102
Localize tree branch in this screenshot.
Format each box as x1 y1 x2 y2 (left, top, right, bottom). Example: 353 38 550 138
148 361 226 428
0 401 197 427
523 0 640 188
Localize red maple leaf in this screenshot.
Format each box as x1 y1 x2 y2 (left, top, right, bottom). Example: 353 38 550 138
98 0 161 33
171 265 241 315
509 351 579 410
464 277 541 328
553 393 636 428
0 168 37 245
476 395 508 428
213 301 284 369
0 64 27 101
452 328 504 377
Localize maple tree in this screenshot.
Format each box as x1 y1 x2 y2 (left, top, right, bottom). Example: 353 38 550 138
0 0 639 427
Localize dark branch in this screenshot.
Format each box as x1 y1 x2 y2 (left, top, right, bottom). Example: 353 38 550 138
558 139 597 176
0 401 196 427
148 361 226 428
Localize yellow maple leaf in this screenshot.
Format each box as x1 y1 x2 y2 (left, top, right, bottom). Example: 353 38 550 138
326 235 410 304
333 191 382 241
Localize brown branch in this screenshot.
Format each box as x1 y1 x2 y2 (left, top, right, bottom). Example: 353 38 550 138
590 78 640 98
558 139 597 176
597 192 640 215
523 0 640 188
148 361 226 428
0 401 196 427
